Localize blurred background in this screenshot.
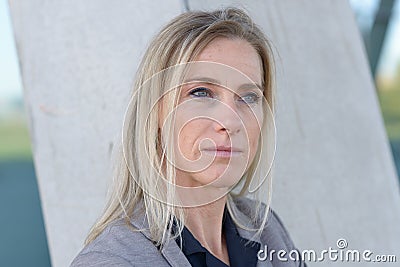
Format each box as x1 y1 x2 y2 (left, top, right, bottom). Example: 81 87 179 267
0 0 399 266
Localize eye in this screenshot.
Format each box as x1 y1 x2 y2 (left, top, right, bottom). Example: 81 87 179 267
189 87 213 98
239 92 260 104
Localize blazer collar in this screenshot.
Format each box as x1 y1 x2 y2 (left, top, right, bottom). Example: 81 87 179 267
128 203 191 267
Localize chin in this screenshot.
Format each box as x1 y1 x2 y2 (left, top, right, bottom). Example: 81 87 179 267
196 165 245 189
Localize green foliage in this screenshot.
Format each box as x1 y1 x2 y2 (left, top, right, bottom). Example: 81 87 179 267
378 64 400 141
0 118 32 160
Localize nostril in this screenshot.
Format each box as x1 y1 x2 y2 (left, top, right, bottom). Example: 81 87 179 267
219 125 240 135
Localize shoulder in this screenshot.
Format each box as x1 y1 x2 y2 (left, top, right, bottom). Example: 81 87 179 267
70 219 163 267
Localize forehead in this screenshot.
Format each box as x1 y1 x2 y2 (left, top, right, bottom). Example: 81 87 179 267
193 37 263 86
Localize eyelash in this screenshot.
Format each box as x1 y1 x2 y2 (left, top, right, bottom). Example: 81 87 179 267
239 92 260 104
189 87 213 98
188 87 261 104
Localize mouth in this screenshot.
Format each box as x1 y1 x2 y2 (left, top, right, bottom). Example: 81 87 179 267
201 146 243 158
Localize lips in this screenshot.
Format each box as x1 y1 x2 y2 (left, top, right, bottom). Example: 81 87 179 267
201 145 242 157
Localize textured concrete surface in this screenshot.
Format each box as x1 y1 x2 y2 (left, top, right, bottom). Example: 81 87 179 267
9 0 400 266
9 1 182 266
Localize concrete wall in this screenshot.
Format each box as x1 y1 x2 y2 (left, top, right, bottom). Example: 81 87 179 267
9 1 182 266
9 0 400 266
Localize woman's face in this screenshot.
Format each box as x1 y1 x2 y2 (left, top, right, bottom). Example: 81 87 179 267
164 37 264 191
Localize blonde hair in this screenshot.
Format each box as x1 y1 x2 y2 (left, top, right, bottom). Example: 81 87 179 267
86 7 276 247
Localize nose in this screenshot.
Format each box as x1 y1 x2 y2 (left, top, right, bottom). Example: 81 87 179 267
213 97 242 135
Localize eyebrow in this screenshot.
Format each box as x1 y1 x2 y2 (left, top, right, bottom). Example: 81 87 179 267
183 76 263 91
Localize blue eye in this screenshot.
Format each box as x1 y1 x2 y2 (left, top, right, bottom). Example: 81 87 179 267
189 87 212 98
240 93 260 104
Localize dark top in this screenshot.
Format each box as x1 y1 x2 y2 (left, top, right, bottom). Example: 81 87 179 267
176 210 261 267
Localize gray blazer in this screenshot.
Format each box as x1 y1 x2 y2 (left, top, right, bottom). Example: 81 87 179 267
71 197 305 267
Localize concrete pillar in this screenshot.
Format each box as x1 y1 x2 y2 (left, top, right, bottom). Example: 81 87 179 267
9 1 182 266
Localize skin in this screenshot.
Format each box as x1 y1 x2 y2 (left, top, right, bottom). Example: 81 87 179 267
174 38 264 189
171 37 265 265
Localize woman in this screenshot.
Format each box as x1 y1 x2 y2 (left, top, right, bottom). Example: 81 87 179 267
71 7 305 267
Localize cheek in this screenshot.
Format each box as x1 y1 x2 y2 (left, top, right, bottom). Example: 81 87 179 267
178 126 195 153
244 116 262 160
176 119 211 155
248 127 260 153
244 108 263 143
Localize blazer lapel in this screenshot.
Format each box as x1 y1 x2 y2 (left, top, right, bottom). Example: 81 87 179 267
128 207 191 267
160 241 192 267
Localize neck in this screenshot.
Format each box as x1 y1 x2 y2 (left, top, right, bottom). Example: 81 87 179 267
183 196 229 264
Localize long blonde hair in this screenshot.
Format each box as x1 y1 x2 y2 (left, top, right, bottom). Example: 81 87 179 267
86 7 276 247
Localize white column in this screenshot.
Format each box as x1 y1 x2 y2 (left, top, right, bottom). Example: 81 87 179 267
9 1 182 266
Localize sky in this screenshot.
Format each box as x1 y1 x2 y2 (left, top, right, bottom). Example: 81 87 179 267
1 0 400 103
380 0 400 76
0 0 23 102
349 0 400 76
